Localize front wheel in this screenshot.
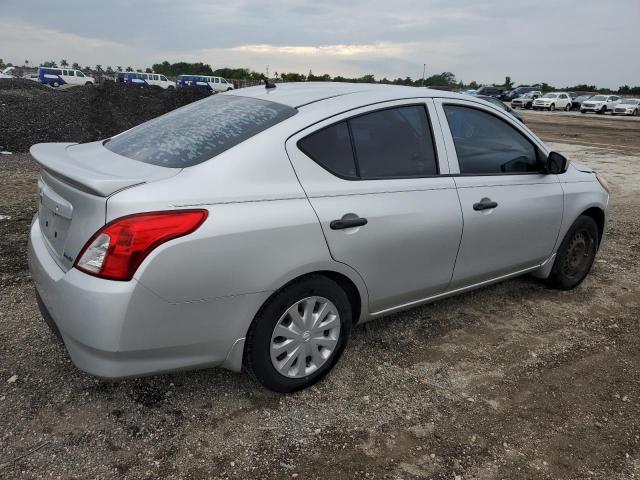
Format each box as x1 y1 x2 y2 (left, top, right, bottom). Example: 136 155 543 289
634 109 639 117
564 103 571 111
85 81 93 86
51 81 60 87
548 215 599 290
550 104 556 111
598 106 606 114
246 275 352 392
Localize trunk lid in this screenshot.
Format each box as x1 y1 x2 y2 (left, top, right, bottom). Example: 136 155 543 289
31 142 180 271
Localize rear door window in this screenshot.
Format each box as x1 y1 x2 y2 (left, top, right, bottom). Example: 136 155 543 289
350 106 438 178
105 95 297 167
297 122 357 178
297 105 439 179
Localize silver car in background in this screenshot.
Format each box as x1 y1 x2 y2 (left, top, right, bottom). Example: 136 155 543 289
612 98 640 116
510 91 542 109
28 83 609 392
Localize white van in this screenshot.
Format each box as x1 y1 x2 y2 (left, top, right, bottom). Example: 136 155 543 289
38 67 95 87
116 72 175 89
176 75 234 92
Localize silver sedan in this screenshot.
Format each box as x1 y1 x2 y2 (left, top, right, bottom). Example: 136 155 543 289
28 83 609 392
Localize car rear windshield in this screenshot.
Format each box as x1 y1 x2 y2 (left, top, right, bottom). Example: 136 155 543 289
104 95 297 167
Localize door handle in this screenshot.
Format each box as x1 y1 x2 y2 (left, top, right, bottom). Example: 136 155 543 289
330 214 368 230
473 198 498 211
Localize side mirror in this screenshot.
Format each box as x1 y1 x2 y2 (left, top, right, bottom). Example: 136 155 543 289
546 151 569 174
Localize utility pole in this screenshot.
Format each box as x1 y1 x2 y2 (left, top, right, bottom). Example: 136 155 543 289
266 64 269 79
421 63 426 87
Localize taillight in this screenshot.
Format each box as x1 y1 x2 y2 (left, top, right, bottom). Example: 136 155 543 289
75 210 208 281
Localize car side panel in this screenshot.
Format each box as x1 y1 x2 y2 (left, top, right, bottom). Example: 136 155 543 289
285 99 463 313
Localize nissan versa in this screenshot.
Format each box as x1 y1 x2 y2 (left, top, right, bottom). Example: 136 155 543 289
28 83 610 392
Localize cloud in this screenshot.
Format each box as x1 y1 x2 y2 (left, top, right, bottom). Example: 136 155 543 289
1 0 639 88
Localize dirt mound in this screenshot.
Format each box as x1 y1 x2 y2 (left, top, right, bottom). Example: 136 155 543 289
0 79 211 152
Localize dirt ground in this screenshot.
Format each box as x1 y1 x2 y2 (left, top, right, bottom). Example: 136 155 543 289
0 112 639 479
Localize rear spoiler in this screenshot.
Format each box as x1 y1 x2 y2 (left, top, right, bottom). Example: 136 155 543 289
30 142 179 197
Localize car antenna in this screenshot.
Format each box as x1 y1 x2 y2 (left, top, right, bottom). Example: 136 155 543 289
264 79 276 89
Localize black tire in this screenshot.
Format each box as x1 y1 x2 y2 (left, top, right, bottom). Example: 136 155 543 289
85 81 93 86
548 215 599 290
246 275 352 393
597 106 606 114
52 81 59 87
526 103 532 109
634 109 639 117
550 104 556 111
564 103 571 111
581 110 586 114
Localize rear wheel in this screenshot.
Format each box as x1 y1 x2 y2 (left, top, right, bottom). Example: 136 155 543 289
548 215 599 290
51 81 59 87
246 275 352 392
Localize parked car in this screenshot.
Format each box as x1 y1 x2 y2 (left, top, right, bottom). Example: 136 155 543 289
570 94 593 111
510 91 542 109
475 86 505 98
475 94 524 122
38 67 95 87
176 75 234 92
580 95 621 114
612 98 640 116
28 83 609 392
532 92 573 111
116 72 174 89
568 91 594 99
0 66 15 78
502 86 541 101
462 89 477 95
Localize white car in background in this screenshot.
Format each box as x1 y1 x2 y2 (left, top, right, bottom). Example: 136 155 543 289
612 98 639 116
580 95 620 114
0 66 15 78
532 92 573 111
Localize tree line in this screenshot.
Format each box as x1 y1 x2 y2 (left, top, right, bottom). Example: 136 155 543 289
2 58 639 95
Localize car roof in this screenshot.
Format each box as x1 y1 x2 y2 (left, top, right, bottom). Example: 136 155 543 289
228 82 466 109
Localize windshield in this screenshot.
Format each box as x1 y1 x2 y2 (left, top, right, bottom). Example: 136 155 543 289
575 95 591 101
542 94 558 99
620 99 639 105
591 95 607 101
105 95 297 167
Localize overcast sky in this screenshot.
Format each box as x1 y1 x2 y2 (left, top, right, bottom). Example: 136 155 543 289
1 0 638 88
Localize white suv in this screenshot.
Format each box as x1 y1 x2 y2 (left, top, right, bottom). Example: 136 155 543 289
532 92 572 111
580 95 620 114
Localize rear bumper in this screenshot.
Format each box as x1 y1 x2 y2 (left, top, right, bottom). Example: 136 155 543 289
28 217 269 378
